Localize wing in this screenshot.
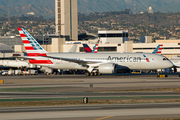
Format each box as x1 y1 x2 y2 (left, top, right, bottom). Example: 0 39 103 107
44 56 101 65
44 55 105 72
12 56 36 60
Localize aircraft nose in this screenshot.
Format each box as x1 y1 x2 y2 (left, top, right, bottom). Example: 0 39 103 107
167 60 174 68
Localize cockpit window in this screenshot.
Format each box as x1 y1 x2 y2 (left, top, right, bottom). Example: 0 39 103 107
163 58 169 60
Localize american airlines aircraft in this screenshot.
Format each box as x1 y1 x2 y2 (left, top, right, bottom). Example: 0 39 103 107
18 28 173 76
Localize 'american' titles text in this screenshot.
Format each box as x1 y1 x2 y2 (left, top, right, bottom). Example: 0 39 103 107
108 56 141 62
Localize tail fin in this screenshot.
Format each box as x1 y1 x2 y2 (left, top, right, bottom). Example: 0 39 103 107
82 44 92 53
92 44 98 53
17 28 48 57
69 45 77 52
152 44 163 54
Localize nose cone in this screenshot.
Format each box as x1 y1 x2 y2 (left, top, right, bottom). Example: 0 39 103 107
165 60 174 68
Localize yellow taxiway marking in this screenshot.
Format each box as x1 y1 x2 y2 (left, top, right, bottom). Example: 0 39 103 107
95 116 114 120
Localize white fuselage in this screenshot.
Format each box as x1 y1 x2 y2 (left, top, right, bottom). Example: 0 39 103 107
29 53 173 71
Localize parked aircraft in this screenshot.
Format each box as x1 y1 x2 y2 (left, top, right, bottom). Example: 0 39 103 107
18 28 173 76
83 44 98 53
83 44 162 54
69 45 77 52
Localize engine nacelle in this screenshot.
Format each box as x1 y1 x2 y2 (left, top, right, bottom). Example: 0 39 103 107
98 63 116 74
44 67 53 74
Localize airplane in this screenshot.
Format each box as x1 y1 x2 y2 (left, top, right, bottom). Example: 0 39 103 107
83 44 98 53
83 44 162 54
17 28 173 76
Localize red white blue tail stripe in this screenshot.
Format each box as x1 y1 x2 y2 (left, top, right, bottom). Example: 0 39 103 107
92 44 98 53
17 27 47 56
152 44 163 54
17 28 53 64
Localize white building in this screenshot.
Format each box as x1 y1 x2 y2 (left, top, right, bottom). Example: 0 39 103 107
98 30 128 44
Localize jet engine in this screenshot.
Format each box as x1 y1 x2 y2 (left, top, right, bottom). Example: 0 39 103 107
98 63 117 74
43 67 53 75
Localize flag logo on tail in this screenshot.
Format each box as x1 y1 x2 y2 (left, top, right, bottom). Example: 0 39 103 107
17 28 53 64
18 28 44 51
152 44 163 54
92 44 98 53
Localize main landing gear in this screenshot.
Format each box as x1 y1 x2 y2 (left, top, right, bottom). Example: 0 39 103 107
85 71 102 76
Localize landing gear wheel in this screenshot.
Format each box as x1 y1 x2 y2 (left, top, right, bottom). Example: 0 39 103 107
85 72 90 76
98 73 102 76
90 72 94 76
94 72 97 76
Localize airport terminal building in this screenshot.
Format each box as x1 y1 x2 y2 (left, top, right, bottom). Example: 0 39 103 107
0 30 180 59
0 0 180 59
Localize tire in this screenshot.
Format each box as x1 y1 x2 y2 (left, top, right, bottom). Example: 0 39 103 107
85 72 90 76
98 73 102 76
90 73 94 76
94 72 97 76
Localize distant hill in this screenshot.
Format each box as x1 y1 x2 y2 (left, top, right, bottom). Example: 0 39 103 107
78 0 180 14
0 0 180 18
0 0 54 7
0 4 54 19
0 0 54 18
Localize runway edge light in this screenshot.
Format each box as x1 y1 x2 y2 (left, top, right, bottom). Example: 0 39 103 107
1 80 4 84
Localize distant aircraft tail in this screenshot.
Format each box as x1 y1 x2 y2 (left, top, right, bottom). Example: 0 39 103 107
152 44 163 54
83 44 98 53
83 44 92 53
17 27 48 57
69 45 77 52
92 44 98 53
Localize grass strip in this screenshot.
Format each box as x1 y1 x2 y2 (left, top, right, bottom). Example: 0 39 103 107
0 87 65 93
1 99 180 107
1 96 180 102
1 87 180 93
93 88 180 93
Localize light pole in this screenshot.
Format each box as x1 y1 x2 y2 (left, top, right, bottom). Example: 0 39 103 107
58 30 60 52
43 25 44 48
56 23 61 52
42 24 45 49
